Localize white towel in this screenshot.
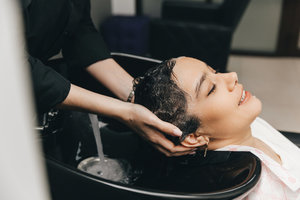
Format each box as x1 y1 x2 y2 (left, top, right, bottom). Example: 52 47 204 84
217 117 300 200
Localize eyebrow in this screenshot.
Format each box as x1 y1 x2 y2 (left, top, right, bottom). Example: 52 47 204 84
195 72 207 98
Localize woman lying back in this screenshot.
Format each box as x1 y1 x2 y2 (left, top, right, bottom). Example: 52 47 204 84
133 57 300 199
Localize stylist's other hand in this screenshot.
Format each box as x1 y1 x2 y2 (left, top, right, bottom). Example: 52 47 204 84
122 103 195 157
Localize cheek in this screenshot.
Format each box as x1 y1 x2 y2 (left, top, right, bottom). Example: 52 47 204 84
201 97 235 120
199 99 236 129
191 94 261 137
198 97 255 137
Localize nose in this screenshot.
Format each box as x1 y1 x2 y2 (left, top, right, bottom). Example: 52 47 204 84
223 72 238 91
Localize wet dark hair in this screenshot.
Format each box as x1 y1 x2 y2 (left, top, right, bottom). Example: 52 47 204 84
134 59 200 144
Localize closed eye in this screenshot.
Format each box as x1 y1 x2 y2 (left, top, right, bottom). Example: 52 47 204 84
208 84 216 96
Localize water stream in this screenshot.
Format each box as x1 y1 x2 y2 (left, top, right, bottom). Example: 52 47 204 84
86 114 130 182
89 114 105 162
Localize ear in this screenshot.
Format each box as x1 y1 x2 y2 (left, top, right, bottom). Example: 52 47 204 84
181 134 209 148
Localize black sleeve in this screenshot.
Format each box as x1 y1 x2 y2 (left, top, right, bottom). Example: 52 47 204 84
28 55 71 113
62 0 111 69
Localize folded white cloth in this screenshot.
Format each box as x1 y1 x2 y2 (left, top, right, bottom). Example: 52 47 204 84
218 117 300 200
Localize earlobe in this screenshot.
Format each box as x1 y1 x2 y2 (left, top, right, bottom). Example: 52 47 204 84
181 134 209 148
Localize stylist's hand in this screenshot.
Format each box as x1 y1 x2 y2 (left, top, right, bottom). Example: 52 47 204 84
122 103 196 157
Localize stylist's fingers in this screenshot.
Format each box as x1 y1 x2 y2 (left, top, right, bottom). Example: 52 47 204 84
125 104 195 156
147 129 196 156
147 114 182 137
153 143 196 157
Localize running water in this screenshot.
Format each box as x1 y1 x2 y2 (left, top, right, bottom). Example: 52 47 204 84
86 114 131 183
89 114 105 162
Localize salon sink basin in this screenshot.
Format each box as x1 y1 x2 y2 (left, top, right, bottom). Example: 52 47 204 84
45 151 261 200
42 109 261 200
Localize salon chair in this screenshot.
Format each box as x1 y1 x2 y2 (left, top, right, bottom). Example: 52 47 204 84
150 0 250 72
101 16 150 56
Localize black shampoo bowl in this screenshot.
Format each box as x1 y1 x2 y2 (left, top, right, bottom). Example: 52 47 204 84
42 53 261 200
46 151 261 200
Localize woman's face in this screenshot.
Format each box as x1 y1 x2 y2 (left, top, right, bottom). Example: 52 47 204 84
173 57 262 146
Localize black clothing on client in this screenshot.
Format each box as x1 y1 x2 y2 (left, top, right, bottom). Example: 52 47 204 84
20 0 111 113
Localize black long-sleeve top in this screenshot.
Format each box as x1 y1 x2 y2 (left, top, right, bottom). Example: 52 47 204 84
20 0 111 113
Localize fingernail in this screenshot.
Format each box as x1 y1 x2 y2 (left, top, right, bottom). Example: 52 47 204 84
173 128 182 136
189 151 196 155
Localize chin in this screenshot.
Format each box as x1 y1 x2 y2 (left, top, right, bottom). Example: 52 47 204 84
240 96 262 124
250 97 262 120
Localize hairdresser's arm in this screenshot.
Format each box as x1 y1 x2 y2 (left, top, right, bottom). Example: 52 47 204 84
58 84 195 156
86 58 133 101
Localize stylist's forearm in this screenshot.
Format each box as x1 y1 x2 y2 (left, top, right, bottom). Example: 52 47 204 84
57 84 130 120
86 58 134 101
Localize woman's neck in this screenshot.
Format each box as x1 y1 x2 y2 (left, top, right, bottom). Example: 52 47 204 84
209 127 253 149
230 129 282 165
211 127 282 165
237 128 256 146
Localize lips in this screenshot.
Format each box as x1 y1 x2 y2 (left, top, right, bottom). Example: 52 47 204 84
239 90 245 105
238 90 251 106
